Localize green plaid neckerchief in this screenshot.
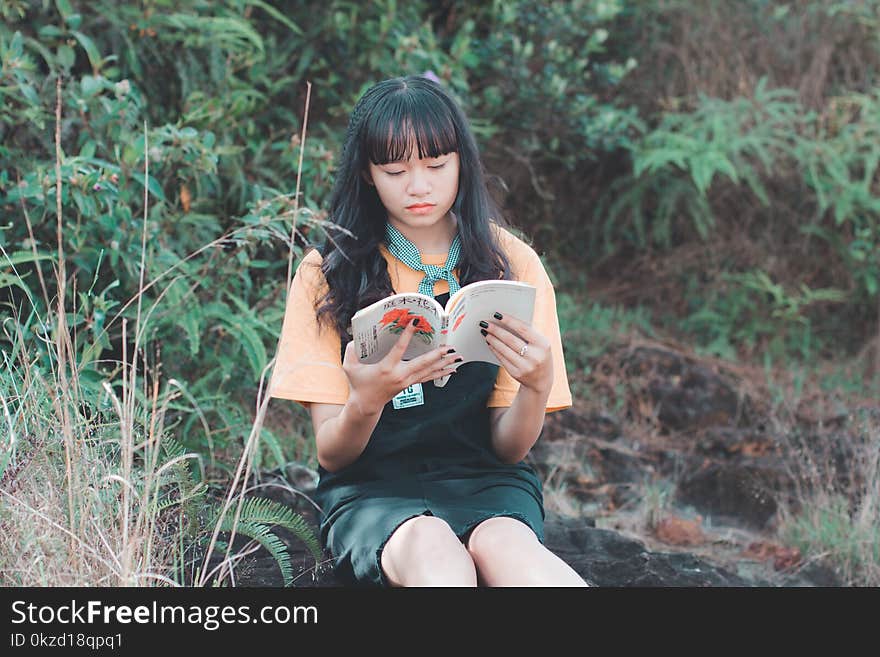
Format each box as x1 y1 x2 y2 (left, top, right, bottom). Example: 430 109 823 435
384 221 462 297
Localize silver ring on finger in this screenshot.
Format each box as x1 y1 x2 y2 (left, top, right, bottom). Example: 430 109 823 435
519 342 529 357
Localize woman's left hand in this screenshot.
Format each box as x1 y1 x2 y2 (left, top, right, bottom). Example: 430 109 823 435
481 312 553 395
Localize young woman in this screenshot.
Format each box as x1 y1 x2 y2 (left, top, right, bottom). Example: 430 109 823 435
270 74 587 587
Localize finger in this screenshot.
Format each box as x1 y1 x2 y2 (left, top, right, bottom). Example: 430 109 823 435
387 316 421 362
404 343 454 378
484 339 522 383
489 312 543 346
410 348 458 381
415 357 463 383
482 318 531 356
484 330 527 373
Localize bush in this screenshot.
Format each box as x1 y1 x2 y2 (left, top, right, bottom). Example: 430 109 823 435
1 0 639 467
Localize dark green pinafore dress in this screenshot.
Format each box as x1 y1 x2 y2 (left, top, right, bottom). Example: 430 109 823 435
312 291 546 587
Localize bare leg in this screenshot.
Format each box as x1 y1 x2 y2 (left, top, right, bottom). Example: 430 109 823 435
380 515 478 587
466 517 589 586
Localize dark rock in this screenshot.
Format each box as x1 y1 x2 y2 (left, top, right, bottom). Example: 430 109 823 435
675 455 790 530
672 425 794 529
779 429 872 506
527 431 656 510
543 409 622 442
284 463 319 491
535 438 641 481
544 517 756 586
780 560 843 587
695 426 777 458
621 347 742 432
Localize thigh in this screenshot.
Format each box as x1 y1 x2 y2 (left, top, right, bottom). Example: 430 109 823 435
465 515 540 557
465 516 587 586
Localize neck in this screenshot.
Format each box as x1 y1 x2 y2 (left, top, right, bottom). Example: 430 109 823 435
388 213 458 254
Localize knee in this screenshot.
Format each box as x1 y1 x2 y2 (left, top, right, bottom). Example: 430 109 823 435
466 516 538 561
396 515 459 554
382 515 474 583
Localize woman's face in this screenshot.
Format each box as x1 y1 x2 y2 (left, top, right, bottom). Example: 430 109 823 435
366 148 460 234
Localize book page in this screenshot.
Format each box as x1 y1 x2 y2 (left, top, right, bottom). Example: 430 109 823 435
351 294 443 364
444 281 536 365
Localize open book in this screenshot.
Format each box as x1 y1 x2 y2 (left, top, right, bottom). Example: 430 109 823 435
349 279 536 387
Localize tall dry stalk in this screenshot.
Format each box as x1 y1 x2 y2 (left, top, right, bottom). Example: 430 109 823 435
50 76 79 545
199 81 313 587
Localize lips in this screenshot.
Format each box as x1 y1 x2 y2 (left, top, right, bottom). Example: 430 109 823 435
406 203 435 209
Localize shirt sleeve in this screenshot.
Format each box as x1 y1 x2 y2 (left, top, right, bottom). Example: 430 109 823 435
485 249 574 413
268 250 350 410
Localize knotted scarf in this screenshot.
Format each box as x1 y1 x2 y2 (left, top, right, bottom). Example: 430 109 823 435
384 221 462 297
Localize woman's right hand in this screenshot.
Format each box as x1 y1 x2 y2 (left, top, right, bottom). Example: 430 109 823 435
341 317 462 416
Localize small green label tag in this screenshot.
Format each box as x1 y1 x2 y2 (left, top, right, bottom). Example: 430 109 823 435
392 383 424 409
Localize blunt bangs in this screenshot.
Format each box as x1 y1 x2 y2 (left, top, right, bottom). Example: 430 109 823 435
362 87 459 165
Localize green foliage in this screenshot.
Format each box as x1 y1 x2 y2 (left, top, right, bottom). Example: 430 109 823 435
3 0 880 502
205 496 322 587
455 0 642 168
597 79 806 252
682 269 846 361
0 0 641 473
0 3 302 464
155 437 208 534
593 70 880 361
797 90 880 303
641 478 675 531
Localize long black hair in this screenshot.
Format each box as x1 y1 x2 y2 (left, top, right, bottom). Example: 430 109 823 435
309 74 514 342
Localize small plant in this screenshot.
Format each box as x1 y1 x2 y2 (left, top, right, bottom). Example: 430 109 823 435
157 438 322 587
203 496 322 587
779 493 880 586
641 478 675 532
776 411 880 586
682 269 845 362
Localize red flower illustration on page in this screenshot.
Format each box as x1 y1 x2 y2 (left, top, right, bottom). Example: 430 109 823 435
380 308 409 327
379 308 435 344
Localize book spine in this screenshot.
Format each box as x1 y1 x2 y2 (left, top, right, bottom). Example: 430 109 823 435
439 313 448 346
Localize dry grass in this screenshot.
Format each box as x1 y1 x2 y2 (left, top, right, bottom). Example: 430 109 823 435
0 381 184 586
0 81 317 587
775 409 880 586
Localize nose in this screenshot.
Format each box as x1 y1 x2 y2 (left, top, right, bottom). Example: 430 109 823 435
406 168 431 196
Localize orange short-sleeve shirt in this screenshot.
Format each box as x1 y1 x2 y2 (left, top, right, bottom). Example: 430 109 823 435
268 224 573 413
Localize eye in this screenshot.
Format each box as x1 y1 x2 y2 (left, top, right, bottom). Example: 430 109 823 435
384 170 405 176
429 163 446 170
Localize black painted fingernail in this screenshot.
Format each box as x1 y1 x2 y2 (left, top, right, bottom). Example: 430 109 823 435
446 348 456 354
454 357 463 363
480 328 487 337
479 320 489 328
493 312 503 320
412 318 419 326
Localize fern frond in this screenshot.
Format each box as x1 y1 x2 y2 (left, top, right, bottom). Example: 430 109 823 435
208 497 322 564
156 481 207 514
212 517 294 587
